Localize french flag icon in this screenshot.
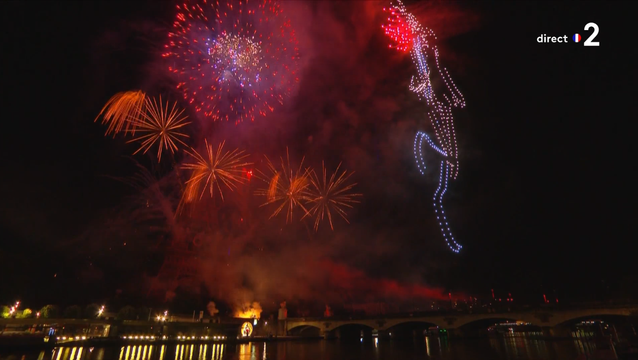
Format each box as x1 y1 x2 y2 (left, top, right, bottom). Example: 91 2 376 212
573 34 581 42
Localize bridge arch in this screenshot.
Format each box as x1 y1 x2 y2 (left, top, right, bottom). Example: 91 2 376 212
552 314 632 329
330 322 376 331
383 318 442 329
288 324 321 336
330 323 375 340
385 320 441 338
385 320 441 329
543 308 636 328
454 316 532 329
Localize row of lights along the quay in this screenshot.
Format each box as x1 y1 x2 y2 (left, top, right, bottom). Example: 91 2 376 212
56 336 88 341
120 335 228 341
176 335 227 340
55 334 229 343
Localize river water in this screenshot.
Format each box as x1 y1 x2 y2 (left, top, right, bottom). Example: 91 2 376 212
0 335 613 360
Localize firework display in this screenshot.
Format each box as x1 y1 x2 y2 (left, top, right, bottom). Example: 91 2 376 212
163 0 299 124
304 162 361 231
180 140 252 205
255 149 312 223
94 93 360 230
94 90 146 136
128 95 191 162
75 0 495 315
383 0 466 253
255 152 360 230
96 91 191 163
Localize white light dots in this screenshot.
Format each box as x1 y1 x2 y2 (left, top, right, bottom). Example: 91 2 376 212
384 0 466 253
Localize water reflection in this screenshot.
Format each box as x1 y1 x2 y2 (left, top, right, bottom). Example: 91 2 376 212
489 333 549 359
237 343 258 360
0 334 618 360
94 348 106 360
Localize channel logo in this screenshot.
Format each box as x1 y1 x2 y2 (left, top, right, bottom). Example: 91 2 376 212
536 22 599 46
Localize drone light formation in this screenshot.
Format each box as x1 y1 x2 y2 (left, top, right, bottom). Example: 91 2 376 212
128 95 191 162
304 162 361 231
163 0 299 124
180 140 252 207
384 0 466 253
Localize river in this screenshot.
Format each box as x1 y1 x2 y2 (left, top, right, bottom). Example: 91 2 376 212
0 335 616 360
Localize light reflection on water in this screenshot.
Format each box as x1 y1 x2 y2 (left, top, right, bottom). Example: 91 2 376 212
490 334 550 359
0 335 612 360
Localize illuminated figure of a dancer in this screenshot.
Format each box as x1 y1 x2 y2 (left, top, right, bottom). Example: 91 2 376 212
383 0 466 252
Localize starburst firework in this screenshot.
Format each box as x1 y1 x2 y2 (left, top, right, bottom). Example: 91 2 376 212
256 149 312 223
127 96 191 162
180 140 252 207
163 0 299 123
304 162 361 231
94 90 146 136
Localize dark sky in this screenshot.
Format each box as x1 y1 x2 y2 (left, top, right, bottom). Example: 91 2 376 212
0 1 634 311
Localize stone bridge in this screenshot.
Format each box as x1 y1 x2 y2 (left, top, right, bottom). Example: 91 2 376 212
285 306 638 337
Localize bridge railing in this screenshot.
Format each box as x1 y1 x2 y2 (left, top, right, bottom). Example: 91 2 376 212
285 303 638 321
287 308 538 321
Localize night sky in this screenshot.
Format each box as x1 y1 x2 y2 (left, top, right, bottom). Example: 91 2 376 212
0 1 634 311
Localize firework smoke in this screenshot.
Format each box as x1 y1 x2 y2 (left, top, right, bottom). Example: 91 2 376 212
207 301 219 316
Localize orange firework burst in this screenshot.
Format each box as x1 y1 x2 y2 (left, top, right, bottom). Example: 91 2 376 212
304 162 361 230
94 90 146 136
256 149 312 223
127 96 190 162
180 140 252 206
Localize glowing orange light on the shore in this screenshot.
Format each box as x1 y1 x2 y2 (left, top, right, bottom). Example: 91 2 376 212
235 308 261 319
235 302 262 319
240 322 253 337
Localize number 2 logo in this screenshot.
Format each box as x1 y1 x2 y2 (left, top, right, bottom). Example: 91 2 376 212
584 22 599 47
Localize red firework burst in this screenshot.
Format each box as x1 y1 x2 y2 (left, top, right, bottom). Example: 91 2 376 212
163 0 299 124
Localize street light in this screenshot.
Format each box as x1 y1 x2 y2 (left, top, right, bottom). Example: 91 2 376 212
156 310 168 322
9 301 20 317
97 305 105 318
